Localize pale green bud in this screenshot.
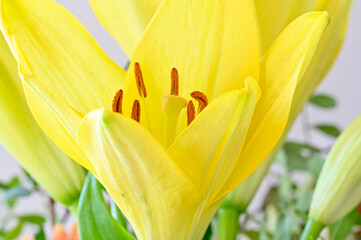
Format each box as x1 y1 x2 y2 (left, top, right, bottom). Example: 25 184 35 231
309 114 361 225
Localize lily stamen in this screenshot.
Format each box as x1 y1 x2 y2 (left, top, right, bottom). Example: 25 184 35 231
134 62 147 98
187 100 195 126
171 67 179 96
112 89 123 113
191 91 208 112
131 99 141 123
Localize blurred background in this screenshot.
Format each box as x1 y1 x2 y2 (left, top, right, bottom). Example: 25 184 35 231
0 0 360 238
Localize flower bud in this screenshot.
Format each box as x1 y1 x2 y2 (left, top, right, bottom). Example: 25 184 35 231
309 114 361 225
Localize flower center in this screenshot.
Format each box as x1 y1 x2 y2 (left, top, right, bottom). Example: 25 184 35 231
111 62 208 147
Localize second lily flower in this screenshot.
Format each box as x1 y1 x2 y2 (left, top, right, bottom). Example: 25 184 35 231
0 0 329 239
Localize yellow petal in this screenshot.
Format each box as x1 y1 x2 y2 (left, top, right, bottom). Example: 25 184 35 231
0 33 85 206
254 0 355 124
122 0 260 141
0 0 125 170
255 0 318 53
78 109 201 240
291 0 355 119
255 0 354 59
89 0 162 58
0 31 21 94
187 198 224 240
22 75 95 172
1 0 125 114
227 0 354 210
219 12 330 199
168 78 261 202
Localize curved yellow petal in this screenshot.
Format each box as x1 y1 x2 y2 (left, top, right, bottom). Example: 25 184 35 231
226 0 354 211
0 33 85 206
255 0 318 53
218 12 330 200
254 0 355 127
255 0 354 59
0 31 20 93
89 0 162 58
1 0 125 114
187 198 224 240
0 0 125 169
78 109 201 240
168 78 260 199
122 0 260 142
292 0 355 118
22 75 95 172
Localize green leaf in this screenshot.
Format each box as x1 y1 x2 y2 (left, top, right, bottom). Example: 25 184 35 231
0 181 7 189
279 175 293 202
246 213 272 240
265 205 279 234
314 124 341 137
274 213 292 240
22 168 38 187
295 192 313 213
7 177 20 188
3 187 31 201
330 207 358 240
78 174 135 240
202 224 212 240
35 226 46 240
19 215 45 225
3 222 23 240
283 142 319 171
243 231 260 240
259 231 272 240
307 155 324 179
309 94 337 108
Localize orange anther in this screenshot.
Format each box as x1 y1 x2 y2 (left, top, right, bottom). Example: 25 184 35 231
187 100 195 126
131 99 141 123
171 68 179 96
134 62 147 97
112 89 123 113
191 91 208 112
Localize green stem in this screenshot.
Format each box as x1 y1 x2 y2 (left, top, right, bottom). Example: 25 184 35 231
300 219 325 240
218 207 240 240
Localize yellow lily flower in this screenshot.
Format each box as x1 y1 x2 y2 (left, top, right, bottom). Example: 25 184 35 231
0 32 85 208
223 0 354 214
90 0 354 214
1 0 329 239
301 114 361 239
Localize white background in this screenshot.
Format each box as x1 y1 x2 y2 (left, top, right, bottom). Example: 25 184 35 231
0 0 360 237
